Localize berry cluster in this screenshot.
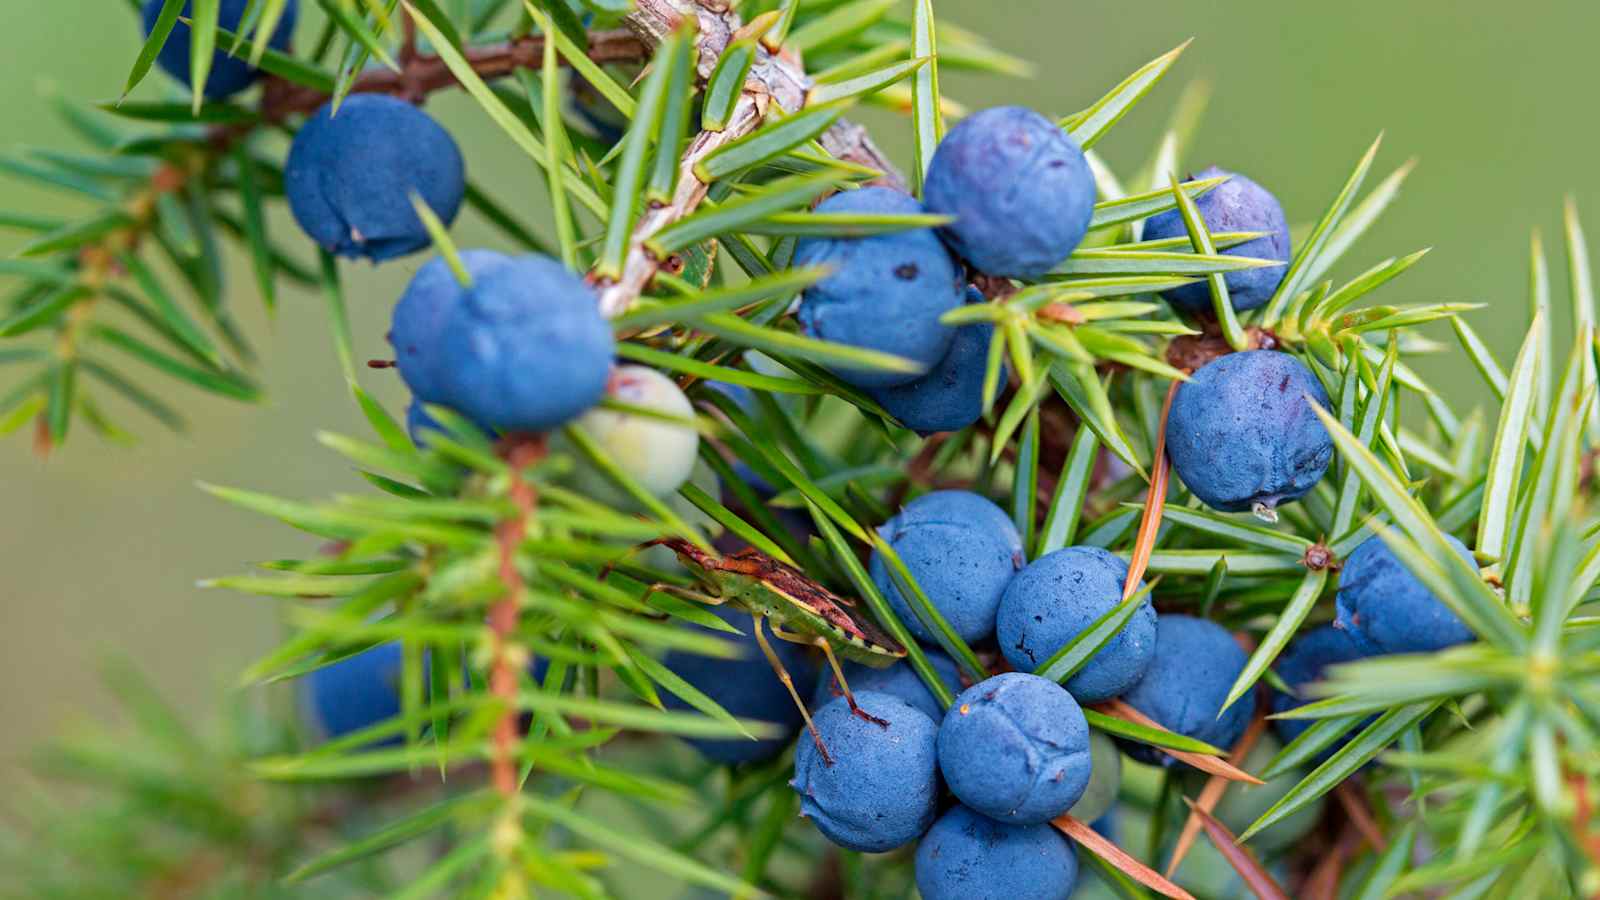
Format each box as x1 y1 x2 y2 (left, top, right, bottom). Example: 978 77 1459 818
133 14 1487 889
649 108 1473 895
794 106 1095 432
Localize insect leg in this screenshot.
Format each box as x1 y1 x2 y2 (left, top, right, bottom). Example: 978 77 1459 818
750 614 834 767
795 631 889 729
641 583 728 607
767 622 841 698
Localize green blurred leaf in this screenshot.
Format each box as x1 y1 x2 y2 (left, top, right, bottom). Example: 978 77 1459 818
1083 708 1223 755
100 99 258 124
124 0 186 99
1223 568 1328 710
648 169 844 254
734 210 951 237
1062 40 1188 150
692 312 923 379
1312 404 1525 649
521 795 765 897
88 323 260 401
0 284 91 337
1169 171 1246 349
1035 581 1157 683
791 0 897 54
619 267 825 330
596 20 688 279
696 101 852 182
1477 317 1542 563
1049 363 1146 478
17 212 132 258
314 0 398 75
908 0 941 195
1261 135 1382 326
1036 426 1099 556
212 18 337 90
186 0 221 112
407 3 603 216
808 56 928 106
1241 701 1437 841
1089 175 1226 230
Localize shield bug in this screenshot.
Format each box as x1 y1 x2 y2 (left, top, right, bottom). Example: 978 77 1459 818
608 537 907 765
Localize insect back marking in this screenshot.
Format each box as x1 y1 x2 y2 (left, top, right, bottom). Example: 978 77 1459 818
728 549 906 661
650 540 905 662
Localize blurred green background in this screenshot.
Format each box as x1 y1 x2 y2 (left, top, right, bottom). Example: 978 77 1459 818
1 0 1596 786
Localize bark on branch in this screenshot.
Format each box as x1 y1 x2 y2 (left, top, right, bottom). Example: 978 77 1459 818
595 0 906 318
260 28 648 122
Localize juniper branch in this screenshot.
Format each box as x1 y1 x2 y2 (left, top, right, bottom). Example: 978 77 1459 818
259 29 647 122
23 24 653 453
595 0 907 318
490 436 546 797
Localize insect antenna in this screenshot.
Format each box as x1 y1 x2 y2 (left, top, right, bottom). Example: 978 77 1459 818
596 537 674 583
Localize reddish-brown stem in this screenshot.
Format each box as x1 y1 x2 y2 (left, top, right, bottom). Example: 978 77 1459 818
1165 323 1279 373
1571 772 1600 869
489 435 546 796
1333 781 1387 852
1052 815 1196 900
1094 699 1264 784
1181 797 1291 900
972 274 1017 301
1300 824 1363 900
1166 712 1267 876
400 14 419 64
1038 302 1086 325
1125 380 1178 596
260 29 647 123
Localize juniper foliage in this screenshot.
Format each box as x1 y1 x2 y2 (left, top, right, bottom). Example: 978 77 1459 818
1 1 1596 898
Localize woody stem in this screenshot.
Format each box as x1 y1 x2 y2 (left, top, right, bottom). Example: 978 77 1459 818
489 435 545 796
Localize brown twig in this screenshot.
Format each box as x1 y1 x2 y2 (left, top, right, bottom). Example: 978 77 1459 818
1181 797 1291 900
490 434 546 796
1165 323 1279 374
260 29 648 123
1052 815 1196 900
1125 380 1178 595
971 273 1017 301
1166 712 1267 876
593 0 905 318
1332 781 1387 851
1299 822 1363 900
1094 699 1264 784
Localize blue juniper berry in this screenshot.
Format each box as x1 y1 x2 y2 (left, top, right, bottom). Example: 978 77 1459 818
936 673 1093 825
141 0 299 100
285 94 465 262
1141 166 1291 313
791 691 940 851
923 106 1097 279
869 490 1026 644
915 804 1079 900
995 546 1157 704
1165 349 1333 515
794 187 963 389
